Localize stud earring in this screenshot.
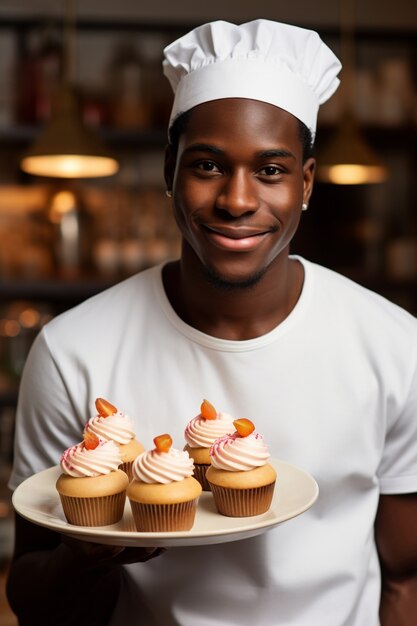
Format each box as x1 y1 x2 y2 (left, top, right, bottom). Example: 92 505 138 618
165 190 173 198
302 202 308 211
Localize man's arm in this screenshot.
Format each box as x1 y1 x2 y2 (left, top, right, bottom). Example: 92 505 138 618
7 513 162 626
375 493 417 625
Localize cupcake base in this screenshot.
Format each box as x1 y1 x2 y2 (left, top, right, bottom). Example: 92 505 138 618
127 476 202 532
56 469 129 527
129 499 199 531
119 460 134 482
209 483 276 517
58 491 127 526
119 439 145 481
193 463 211 491
206 464 277 517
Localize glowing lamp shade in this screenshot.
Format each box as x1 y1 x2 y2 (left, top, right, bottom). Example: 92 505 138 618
20 86 119 179
317 114 387 185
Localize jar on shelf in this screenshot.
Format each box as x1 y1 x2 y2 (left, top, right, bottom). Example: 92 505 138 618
107 40 151 130
16 24 63 124
48 187 93 278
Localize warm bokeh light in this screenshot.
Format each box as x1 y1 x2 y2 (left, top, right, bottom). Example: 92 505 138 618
318 164 388 185
20 154 119 179
0 319 20 337
19 308 41 329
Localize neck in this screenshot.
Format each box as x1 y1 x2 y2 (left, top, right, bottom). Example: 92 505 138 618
162 245 304 341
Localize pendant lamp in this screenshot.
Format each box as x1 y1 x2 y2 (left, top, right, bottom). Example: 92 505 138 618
316 0 387 185
20 1 119 179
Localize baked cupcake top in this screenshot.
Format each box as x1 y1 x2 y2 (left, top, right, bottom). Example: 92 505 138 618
209 419 270 471
184 399 235 449
60 431 122 477
132 434 195 484
83 397 136 445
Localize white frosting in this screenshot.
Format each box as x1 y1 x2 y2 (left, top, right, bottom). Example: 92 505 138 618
60 439 122 477
184 411 235 448
84 411 135 445
132 447 195 484
209 432 270 471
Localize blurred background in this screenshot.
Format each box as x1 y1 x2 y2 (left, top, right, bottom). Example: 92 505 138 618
0 1 416 622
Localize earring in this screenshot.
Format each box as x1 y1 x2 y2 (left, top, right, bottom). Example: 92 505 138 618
165 190 172 198
302 202 308 211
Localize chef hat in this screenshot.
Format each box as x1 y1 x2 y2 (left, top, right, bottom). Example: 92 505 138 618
163 19 341 138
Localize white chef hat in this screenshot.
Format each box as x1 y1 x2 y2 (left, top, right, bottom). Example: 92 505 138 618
163 19 341 139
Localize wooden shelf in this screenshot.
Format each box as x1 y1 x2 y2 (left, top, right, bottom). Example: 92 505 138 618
0 125 167 147
0 277 116 303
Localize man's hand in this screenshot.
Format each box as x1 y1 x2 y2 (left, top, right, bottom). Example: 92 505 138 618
61 534 165 565
7 514 164 626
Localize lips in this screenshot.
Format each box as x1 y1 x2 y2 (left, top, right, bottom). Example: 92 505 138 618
202 224 273 251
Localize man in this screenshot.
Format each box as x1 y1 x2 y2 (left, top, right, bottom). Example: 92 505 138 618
7 19 417 626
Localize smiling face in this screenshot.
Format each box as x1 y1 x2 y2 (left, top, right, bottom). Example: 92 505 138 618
165 98 315 289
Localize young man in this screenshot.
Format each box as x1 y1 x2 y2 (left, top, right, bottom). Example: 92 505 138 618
7 20 417 626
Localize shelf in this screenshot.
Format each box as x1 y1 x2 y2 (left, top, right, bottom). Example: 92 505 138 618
0 277 116 303
2 123 416 148
0 125 168 147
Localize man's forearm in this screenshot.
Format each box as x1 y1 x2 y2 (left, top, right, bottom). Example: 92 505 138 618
7 542 122 626
380 574 417 626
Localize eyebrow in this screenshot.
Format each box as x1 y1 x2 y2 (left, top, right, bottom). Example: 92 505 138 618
183 144 295 160
257 149 295 160
182 143 225 156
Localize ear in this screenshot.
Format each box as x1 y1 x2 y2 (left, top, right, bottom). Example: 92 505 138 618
164 144 177 192
303 157 316 205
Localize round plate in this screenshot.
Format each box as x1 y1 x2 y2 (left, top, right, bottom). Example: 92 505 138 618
12 459 318 547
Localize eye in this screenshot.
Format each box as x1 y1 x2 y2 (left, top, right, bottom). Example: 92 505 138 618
256 164 286 183
195 160 221 174
259 165 282 176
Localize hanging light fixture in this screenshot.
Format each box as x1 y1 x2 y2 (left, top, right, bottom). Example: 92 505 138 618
20 0 119 179
316 0 387 185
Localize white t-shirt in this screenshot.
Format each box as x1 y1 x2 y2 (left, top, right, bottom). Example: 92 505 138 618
10 257 417 626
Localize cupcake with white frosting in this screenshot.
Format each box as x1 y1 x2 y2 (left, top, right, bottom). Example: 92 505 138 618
84 397 144 480
56 431 129 526
206 418 276 517
184 399 235 490
127 434 202 531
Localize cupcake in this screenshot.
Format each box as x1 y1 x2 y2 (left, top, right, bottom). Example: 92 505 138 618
206 418 276 517
184 399 235 490
83 397 145 480
127 434 202 532
56 431 129 526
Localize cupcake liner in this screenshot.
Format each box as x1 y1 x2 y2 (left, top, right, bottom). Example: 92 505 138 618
129 499 198 531
119 460 134 482
193 464 211 491
59 491 126 527
209 482 275 517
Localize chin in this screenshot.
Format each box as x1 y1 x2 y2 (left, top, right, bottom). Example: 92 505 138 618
203 263 268 292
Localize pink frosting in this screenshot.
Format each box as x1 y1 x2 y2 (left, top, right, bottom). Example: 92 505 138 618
132 447 195 484
184 411 235 448
84 410 135 445
60 439 122 477
209 432 270 471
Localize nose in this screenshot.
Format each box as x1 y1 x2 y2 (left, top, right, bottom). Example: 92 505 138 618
215 170 259 218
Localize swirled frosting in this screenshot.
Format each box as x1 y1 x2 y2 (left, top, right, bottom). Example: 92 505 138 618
184 411 235 448
84 410 135 445
60 439 122 477
132 447 195 484
209 432 270 471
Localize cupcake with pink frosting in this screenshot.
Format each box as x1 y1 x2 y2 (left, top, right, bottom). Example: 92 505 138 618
56 430 129 526
127 434 202 531
206 419 276 517
83 397 144 480
184 399 235 490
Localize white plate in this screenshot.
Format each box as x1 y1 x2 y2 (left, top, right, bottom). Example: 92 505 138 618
12 459 318 547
